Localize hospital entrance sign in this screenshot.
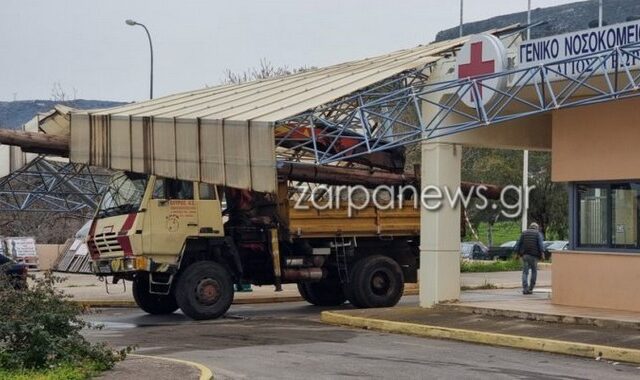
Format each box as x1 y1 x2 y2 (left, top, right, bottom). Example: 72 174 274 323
455 34 507 108
518 19 640 82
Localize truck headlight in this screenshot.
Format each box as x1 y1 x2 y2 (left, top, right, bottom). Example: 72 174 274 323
125 259 134 271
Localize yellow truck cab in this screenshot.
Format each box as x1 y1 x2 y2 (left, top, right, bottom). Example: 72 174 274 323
88 171 420 320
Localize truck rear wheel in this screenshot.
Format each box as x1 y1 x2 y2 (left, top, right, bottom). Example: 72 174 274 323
132 274 179 315
345 255 404 308
175 261 234 320
297 279 346 306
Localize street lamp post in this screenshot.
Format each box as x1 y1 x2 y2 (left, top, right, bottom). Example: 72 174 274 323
125 19 154 99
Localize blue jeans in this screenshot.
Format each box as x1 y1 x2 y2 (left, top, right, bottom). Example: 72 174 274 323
522 254 538 291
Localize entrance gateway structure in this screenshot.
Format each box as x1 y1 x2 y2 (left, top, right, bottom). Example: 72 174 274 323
68 20 640 311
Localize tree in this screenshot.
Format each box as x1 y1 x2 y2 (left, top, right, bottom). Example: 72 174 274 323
221 58 315 85
460 147 568 241
460 148 523 244
527 151 568 239
50 82 77 102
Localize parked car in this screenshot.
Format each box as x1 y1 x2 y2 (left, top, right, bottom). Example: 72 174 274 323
500 241 517 248
488 240 517 260
0 252 28 290
544 240 569 260
461 241 490 260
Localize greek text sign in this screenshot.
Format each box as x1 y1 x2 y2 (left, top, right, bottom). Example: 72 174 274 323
518 20 640 82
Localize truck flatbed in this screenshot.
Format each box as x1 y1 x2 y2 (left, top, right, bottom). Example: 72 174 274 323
286 201 420 238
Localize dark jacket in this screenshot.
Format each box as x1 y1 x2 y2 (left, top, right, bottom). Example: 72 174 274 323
516 229 544 258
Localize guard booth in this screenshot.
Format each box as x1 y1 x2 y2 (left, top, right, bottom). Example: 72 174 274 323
419 20 640 312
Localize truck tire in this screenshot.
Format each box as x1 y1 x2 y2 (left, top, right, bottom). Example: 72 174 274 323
175 261 234 320
342 259 367 308
346 255 404 308
132 274 179 315
297 280 346 306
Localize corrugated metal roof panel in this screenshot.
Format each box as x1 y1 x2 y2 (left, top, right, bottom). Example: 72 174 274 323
70 33 503 192
86 38 465 122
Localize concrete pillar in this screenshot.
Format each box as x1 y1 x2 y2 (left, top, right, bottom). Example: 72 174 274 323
419 141 462 307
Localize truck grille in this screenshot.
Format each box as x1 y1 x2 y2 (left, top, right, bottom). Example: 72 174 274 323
88 232 123 257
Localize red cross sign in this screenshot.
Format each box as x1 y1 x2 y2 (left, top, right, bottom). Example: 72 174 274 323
456 34 507 108
458 41 495 98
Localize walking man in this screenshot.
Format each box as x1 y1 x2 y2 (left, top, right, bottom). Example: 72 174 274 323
515 222 545 295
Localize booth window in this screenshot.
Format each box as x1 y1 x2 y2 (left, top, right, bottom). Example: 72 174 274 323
575 183 640 250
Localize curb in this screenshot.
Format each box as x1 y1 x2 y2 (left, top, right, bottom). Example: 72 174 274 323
321 311 640 364
404 287 419 296
129 354 213 380
440 303 640 330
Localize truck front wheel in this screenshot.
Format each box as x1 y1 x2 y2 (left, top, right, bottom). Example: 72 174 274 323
345 255 404 308
297 279 346 306
132 274 179 315
175 261 234 320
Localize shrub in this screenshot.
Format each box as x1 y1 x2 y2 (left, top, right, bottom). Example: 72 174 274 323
0 270 128 371
460 258 523 273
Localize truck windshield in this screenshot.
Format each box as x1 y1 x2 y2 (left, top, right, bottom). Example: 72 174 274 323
97 172 148 218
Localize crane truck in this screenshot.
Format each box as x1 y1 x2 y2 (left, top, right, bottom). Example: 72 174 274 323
86 162 499 320
87 168 423 320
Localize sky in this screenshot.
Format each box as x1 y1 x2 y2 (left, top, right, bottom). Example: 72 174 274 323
0 0 582 102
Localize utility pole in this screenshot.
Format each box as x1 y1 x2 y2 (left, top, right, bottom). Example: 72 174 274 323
522 0 532 232
598 0 603 27
527 0 532 40
459 0 464 37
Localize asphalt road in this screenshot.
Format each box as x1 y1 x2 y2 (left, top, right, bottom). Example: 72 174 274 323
83 296 640 380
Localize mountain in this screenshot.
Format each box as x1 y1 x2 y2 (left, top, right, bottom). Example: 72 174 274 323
0 99 126 130
436 0 640 41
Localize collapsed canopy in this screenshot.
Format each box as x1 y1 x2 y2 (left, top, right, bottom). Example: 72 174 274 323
70 38 469 192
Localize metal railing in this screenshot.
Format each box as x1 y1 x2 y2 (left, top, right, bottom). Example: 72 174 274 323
275 39 640 166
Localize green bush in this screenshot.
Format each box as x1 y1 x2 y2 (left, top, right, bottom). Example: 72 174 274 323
0 270 128 372
460 258 523 273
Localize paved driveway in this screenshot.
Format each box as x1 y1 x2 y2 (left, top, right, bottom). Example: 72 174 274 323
83 296 638 380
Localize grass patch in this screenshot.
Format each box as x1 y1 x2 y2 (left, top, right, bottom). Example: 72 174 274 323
461 282 498 291
0 360 104 380
461 259 522 273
